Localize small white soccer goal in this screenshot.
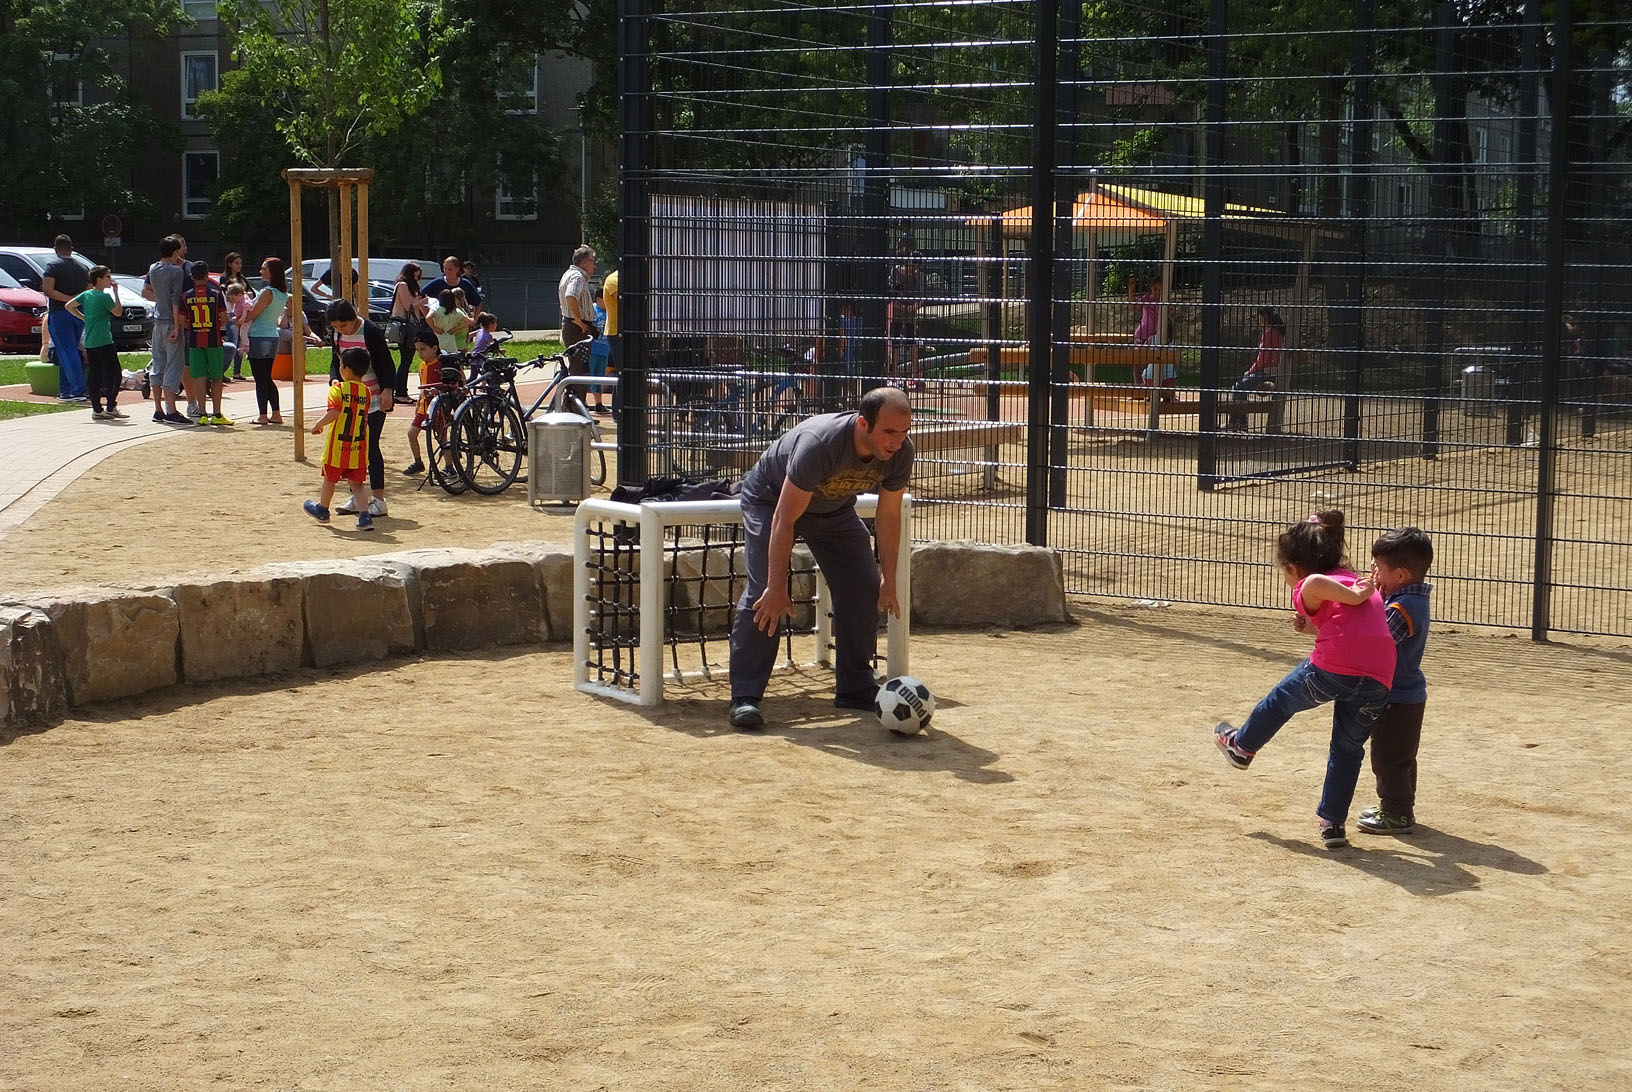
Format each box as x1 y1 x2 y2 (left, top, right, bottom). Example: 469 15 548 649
572 494 912 706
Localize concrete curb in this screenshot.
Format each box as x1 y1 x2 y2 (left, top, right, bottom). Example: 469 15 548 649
0 540 1068 730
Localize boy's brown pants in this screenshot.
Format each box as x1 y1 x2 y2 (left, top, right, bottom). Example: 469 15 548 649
1369 701 1425 817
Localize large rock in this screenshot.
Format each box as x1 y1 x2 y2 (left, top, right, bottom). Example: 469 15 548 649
910 542 1070 627
172 575 305 683
34 589 178 705
406 547 545 651
484 541 576 643
0 606 68 730
259 559 418 668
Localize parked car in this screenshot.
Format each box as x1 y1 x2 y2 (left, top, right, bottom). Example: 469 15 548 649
295 258 427 334
0 266 48 351
0 245 156 350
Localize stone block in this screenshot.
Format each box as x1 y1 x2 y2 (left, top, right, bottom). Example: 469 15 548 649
34 589 178 705
173 574 305 683
910 541 1070 627
259 559 418 668
485 541 576 643
409 547 545 651
1 606 68 730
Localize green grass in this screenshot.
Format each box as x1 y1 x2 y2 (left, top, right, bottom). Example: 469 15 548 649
0 399 76 421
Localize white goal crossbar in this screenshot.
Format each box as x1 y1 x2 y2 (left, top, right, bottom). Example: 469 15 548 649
573 493 913 706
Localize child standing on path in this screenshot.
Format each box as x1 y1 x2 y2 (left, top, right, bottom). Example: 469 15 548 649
1358 528 1435 836
402 331 443 475
1213 510 1397 849
182 262 233 425
304 348 375 532
66 266 129 420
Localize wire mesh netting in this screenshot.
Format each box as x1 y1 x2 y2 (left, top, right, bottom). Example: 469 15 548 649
619 0 1632 638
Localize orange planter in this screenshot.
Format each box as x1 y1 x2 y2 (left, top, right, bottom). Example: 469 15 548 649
271 352 293 381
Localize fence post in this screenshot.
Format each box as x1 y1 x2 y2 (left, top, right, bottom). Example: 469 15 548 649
617 0 652 485
860 4 892 391
1421 1 1455 460
1196 0 1228 492
1025 0 1059 547
1046 0 1079 509
1530 0 1572 642
1510 0 1541 446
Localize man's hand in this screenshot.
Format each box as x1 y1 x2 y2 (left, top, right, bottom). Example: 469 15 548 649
167 326 178 343
752 586 794 635
878 574 902 619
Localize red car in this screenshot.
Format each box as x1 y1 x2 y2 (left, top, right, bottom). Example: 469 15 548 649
0 266 48 351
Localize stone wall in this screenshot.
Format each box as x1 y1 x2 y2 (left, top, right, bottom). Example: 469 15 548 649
0 540 1068 730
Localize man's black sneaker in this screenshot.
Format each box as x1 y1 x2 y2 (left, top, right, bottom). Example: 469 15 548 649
728 702 764 730
834 693 875 712
163 411 192 424
1319 821 1349 849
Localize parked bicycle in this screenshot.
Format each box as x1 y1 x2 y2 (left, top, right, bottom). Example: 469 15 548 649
446 340 610 495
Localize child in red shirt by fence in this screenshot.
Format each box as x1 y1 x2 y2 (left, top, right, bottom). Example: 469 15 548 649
303 347 375 531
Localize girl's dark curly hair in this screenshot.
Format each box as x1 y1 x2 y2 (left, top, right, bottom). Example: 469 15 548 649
1276 509 1348 574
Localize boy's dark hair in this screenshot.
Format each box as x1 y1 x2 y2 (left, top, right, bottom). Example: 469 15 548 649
1372 527 1434 579
859 385 911 428
413 329 439 350
339 346 372 377
159 234 184 258
87 264 111 283
326 298 359 324
191 261 211 281
1276 509 1348 574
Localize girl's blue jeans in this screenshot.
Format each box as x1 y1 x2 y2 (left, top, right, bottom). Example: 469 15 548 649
1236 659 1390 824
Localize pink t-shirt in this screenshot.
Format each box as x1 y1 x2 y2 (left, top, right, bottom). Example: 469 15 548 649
1294 569 1396 687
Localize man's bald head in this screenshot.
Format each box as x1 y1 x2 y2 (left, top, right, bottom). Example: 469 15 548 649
859 385 911 428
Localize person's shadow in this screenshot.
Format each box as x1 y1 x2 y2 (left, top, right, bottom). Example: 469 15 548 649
1249 826 1546 896
646 683 1014 785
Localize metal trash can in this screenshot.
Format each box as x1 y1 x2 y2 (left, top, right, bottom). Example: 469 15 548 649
528 413 593 505
1461 364 1497 417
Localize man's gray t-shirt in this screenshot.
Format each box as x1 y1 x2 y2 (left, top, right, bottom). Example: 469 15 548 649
741 412 914 516
43 257 87 313
146 260 189 326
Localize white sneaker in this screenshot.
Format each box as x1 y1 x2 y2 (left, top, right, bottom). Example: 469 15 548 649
333 497 358 515
366 498 388 517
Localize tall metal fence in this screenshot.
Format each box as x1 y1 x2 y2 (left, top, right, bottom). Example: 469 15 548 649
617 0 1632 639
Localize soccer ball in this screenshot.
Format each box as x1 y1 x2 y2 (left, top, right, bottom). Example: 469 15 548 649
874 675 935 735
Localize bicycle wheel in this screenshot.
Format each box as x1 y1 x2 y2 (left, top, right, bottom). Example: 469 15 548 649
452 393 525 495
424 395 467 495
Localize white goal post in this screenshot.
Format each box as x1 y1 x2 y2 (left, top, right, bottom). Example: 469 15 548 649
573 493 913 706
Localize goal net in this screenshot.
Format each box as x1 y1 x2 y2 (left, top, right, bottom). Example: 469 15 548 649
573 494 913 706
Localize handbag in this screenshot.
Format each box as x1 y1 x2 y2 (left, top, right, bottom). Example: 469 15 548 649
384 314 409 347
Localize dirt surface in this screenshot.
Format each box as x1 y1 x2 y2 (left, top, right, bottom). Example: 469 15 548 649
3 611 1629 1090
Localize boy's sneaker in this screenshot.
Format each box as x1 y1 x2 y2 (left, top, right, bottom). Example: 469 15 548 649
356 512 375 531
1357 809 1415 836
163 411 192 425
153 410 165 423
1318 819 1348 849
1213 722 1255 769
303 501 331 524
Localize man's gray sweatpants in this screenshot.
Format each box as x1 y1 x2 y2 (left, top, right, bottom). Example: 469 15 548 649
729 501 881 704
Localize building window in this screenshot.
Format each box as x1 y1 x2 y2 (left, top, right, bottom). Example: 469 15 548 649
496 170 538 221
183 150 220 219
181 0 218 19
501 56 540 115
181 52 218 119
1473 127 1489 164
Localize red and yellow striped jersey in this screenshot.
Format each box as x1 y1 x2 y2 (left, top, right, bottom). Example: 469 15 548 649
323 380 370 473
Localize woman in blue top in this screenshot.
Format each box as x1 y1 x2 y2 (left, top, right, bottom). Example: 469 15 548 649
241 257 296 425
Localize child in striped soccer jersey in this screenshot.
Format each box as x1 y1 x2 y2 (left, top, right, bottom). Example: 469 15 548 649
304 347 375 531
182 262 232 425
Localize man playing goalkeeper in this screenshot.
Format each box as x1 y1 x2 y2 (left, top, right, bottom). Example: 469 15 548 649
728 386 916 730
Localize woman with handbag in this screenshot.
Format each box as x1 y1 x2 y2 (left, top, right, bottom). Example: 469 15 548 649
388 262 427 402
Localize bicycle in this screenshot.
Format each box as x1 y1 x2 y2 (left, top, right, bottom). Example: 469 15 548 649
447 341 610 496
418 354 469 496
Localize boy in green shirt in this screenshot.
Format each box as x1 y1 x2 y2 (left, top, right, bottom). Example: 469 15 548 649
66 265 128 420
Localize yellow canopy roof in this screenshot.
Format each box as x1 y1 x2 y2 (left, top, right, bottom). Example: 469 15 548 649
971 182 1302 241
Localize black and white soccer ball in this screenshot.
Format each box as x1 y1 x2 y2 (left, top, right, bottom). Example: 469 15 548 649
875 675 935 736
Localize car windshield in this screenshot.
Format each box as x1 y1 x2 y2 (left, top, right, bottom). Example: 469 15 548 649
0 266 22 289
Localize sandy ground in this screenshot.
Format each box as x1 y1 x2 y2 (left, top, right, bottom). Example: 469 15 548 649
3 612 1630 1090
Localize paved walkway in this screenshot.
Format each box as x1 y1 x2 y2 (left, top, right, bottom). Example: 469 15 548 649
0 374 337 537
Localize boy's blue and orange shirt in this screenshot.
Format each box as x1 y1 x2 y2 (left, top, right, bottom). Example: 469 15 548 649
183 282 225 349
1384 582 1432 704
324 380 370 473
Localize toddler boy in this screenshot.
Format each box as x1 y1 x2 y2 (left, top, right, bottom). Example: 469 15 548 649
1360 527 1435 835
304 347 375 531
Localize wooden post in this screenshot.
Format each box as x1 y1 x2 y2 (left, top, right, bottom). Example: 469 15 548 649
338 184 353 311
355 180 370 312
290 181 306 460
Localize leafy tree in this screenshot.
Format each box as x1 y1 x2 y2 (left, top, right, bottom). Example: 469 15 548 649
0 0 181 236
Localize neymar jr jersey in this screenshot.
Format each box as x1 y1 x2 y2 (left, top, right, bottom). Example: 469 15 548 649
183 282 226 349
323 380 371 473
